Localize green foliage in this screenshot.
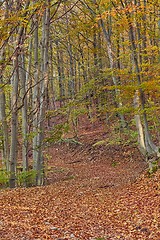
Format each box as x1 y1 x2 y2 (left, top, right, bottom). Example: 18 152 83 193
0 169 10 187
93 135 122 147
123 128 138 142
77 79 96 99
148 160 159 176
70 105 87 119
44 123 70 145
57 138 83 146
112 161 118 167
93 123 138 148
67 102 88 135
50 167 66 173
17 170 37 187
92 140 106 147
0 168 43 188
115 106 135 115
95 238 105 240
0 126 3 149
25 131 39 141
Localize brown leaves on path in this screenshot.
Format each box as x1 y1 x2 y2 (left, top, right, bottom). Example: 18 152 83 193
0 173 159 240
0 119 160 239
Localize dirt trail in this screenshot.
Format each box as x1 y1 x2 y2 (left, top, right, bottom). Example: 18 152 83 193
0 118 159 240
47 118 147 189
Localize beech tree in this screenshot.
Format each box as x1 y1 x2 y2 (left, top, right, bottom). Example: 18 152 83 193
0 0 9 170
117 0 160 167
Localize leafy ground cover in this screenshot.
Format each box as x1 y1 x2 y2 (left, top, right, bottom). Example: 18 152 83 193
0 118 159 240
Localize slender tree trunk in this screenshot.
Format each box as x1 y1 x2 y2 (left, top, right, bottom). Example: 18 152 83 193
55 40 65 105
35 1 50 185
10 55 19 188
9 14 28 186
32 11 39 171
64 5 75 98
134 91 146 155
0 50 9 170
49 43 57 110
0 0 10 171
19 50 28 172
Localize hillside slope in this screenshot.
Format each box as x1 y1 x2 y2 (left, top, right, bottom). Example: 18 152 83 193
0 119 159 240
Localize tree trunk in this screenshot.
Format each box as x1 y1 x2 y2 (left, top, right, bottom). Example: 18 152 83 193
0 0 10 171
0 50 9 170
125 2 160 169
64 5 75 98
32 10 39 171
19 51 28 172
35 1 50 185
10 55 19 188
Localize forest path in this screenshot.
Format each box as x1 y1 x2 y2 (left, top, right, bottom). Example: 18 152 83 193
0 117 159 240
46 117 146 189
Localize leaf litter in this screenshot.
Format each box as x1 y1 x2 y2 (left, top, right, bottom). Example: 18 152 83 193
0 118 159 240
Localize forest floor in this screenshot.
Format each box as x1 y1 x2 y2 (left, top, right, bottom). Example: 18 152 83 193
0 117 160 240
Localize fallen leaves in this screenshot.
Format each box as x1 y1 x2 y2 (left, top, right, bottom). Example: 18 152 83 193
0 175 159 239
0 119 159 239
